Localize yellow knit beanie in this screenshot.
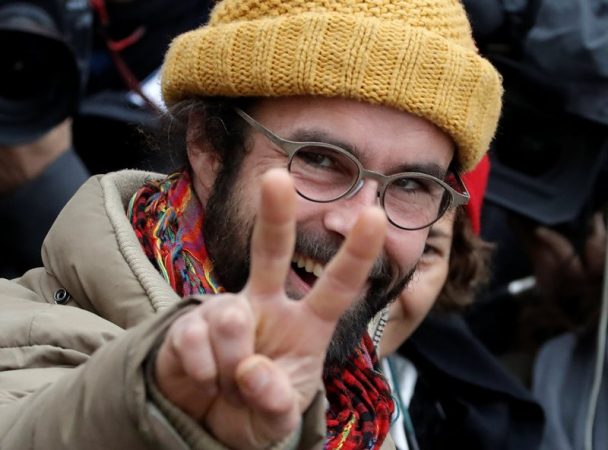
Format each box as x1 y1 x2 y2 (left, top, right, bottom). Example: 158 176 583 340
161 0 503 171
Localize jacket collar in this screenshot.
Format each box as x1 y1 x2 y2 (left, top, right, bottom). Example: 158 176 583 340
41 170 181 329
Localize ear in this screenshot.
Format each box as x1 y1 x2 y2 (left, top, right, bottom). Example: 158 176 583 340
187 111 221 206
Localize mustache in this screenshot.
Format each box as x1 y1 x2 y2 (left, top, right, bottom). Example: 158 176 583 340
293 227 395 284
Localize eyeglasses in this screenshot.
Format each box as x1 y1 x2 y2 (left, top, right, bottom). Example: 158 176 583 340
235 108 469 230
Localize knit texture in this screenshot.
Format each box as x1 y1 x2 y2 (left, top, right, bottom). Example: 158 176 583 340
161 0 502 171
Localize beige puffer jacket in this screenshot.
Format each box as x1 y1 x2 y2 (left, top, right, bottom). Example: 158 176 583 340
0 170 394 450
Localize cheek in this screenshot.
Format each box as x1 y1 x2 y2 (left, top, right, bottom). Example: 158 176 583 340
232 174 257 216
381 283 435 355
411 258 450 304
395 260 450 328
385 229 427 278
236 156 283 215
398 281 437 325
225 169 261 238
294 196 330 226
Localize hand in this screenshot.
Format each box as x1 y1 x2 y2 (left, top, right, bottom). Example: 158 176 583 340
530 212 606 299
155 168 387 448
0 119 72 195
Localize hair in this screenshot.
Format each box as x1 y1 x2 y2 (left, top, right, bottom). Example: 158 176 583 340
434 207 494 312
151 96 255 173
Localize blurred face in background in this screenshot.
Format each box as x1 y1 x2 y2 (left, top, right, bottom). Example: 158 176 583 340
378 211 455 358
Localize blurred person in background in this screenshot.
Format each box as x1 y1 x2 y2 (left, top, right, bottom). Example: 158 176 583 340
0 0 92 278
527 207 607 450
459 0 608 368
376 156 544 450
459 2 608 448
0 120 89 279
77 0 213 174
0 0 504 448
0 0 214 278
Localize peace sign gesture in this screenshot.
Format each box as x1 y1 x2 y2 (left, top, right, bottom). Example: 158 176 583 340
155 168 387 449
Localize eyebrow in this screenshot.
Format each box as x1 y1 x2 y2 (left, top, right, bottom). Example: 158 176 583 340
288 128 448 178
428 228 453 240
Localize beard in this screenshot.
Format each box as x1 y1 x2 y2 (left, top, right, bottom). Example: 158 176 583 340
286 231 415 367
203 165 415 368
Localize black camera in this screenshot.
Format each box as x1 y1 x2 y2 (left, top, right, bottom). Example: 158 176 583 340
0 0 92 146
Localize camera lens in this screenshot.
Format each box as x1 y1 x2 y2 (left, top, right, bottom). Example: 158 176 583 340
3 38 61 101
0 3 80 146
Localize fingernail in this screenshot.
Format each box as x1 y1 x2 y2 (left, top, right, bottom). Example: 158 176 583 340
241 360 270 394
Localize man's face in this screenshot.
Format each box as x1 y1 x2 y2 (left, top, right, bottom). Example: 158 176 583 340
190 96 455 364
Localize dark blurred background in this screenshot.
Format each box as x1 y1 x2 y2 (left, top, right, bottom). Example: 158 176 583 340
0 0 214 277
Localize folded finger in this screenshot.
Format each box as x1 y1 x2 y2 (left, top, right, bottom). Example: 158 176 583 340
155 311 218 420
206 299 255 405
171 314 218 390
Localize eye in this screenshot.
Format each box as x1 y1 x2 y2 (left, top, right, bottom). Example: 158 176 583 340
298 147 336 168
423 243 439 256
420 240 449 265
418 244 440 269
293 146 357 177
393 176 425 192
391 176 441 197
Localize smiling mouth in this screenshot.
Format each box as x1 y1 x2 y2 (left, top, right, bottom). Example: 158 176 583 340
291 253 325 287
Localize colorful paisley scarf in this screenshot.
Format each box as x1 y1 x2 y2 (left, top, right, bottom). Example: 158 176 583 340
127 170 394 449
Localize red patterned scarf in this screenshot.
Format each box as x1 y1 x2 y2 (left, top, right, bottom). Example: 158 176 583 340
128 170 394 449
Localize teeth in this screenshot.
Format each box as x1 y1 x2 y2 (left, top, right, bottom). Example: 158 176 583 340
292 254 324 277
305 259 314 273
313 265 323 277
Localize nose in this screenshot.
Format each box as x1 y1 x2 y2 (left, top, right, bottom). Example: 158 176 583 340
322 180 380 237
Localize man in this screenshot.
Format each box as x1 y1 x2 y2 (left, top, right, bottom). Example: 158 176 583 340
0 119 89 278
0 0 502 448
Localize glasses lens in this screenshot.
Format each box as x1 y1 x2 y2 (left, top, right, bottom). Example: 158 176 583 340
384 175 449 229
289 146 359 201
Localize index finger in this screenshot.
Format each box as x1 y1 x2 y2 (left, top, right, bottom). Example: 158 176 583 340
246 168 296 297
305 206 387 322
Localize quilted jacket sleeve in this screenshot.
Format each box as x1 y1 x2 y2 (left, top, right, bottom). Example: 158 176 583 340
0 282 325 449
